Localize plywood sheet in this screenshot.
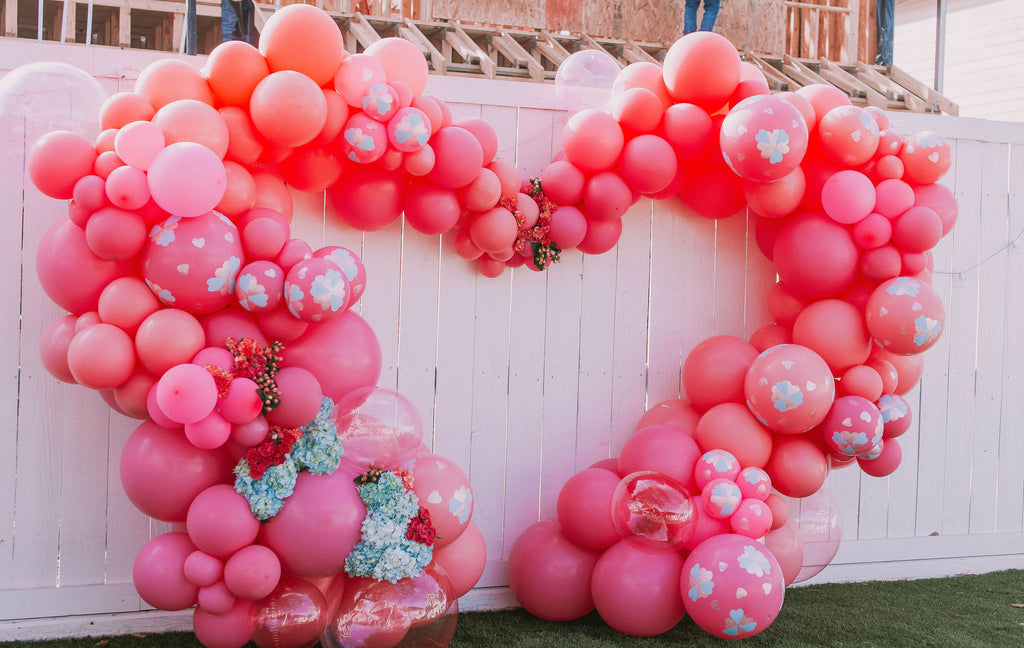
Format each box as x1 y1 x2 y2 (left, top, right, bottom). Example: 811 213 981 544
715 0 786 54
582 0 684 42
431 0 545 28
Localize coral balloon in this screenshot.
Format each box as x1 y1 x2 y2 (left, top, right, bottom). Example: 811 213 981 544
693 402 774 468
258 3 344 85
67 323 135 390
742 167 805 219
328 165 405 231
432 521 487 598
720 94 809 182
618 425 702 492
792 299 871 373
39 314 78 383
561 109 624 173
36 219 125 314
224 544 281 601
85 205 146 259
765 436 829 498
134 58 214 110
865 276 944 354
682 335 760 412
821 170 875 225
428 126 484 189
661 102 713 160
900 131 952 185
250 71 328 148
114 120 165 171
556 468 620 552
662 32 741 112
365 37 429 97
618 134 677 195
28 130 97 199
773 211 859 298
152 99 230 159
281 310 382 404
205 40 269 106
817 105 880 166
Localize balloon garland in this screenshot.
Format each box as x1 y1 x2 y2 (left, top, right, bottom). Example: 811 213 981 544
20 2 958 646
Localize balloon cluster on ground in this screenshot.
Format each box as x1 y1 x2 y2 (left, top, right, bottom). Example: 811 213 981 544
19 3 958 643
24 6 489 647
509 30 955 641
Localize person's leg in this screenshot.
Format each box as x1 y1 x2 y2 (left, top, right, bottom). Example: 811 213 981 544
875 0 895 65
684 0 700 34
239 0 256 45
700 0 721 32
221 0 239 42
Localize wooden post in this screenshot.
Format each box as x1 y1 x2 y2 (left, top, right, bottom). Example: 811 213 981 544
61 0 76 42
118 0 130 47
3 0 16 37
843 0 858 63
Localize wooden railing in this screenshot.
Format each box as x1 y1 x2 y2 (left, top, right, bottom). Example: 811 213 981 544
785 0 877 64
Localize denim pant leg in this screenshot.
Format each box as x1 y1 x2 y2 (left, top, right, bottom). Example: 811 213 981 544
684 0 700 33
700 0 721 32
221 0 239 42
875 0 895 65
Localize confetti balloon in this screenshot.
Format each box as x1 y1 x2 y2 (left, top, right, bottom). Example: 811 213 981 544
822 395 884 459
682 534 785 639
865 276 945 355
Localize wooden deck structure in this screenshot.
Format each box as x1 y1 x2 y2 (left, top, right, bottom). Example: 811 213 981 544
0 0 957 115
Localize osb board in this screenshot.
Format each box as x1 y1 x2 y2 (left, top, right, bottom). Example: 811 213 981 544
715 0 786 54
580 0 685 43
430 0 546 29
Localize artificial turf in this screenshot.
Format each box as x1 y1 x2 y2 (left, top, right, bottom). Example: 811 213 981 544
4 570 1023 647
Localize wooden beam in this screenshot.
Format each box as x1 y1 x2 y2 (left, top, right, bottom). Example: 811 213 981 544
399 19 445 74
4 0 16 38
625 40 660 65
854 62 926 112
535 30 571 67
446 23 495 78
745 53 798 92
348 12 382 48
782 53 833 88
118 1 130 48
817 57 888 108
491 30 545 81
886 64 959 116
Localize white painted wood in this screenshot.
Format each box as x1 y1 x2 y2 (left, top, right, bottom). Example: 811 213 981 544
0 39 1023 640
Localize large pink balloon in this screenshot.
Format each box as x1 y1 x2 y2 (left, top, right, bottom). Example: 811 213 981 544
744 344 835 435
37 219 126 314
28 130 97 199
327 165 405 231
193 598 254 648
281 310 382 404
132 532 199 610
187 484 260 559
635 398 701 434
147 142 226 218
720 94 808 182
365 37 429 97
561 109 624 174
682 534 785 638
773 211 859 299
120 420 234 522
662 32 741 112
66 323 136 390
508 519 598 621
259 466 366 578
618 425 701 493
682 335 759 412
428 126 484 189
591 539 686 636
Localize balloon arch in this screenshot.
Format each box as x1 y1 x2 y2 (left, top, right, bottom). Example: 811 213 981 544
16 3 956 646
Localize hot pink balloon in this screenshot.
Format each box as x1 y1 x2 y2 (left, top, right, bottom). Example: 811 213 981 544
562 109 624 173
224 544 281 600
192 598 254 648
428 126 484 189
184 550 224 588
431 521 487 598
821 170 875 224
156 362 218 425
556 468 620 552
507 519 598 621
133 532 199 611
591 539 686 636
37 219 126 314
284 257 351 324
66 323 136 390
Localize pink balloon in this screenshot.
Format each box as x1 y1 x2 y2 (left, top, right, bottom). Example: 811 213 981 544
187 484 260 559
365 37 429 97
792 298 872 374
113 367 158 420
892 205 943 252
817 105 880 166
612 86 663 136
339 112 388 164
562 109 624 174
730 498 774 538
619 134 678 195
403 179 461 235
878 392 912 438
773 211 859 299
231 416 270 448
682 534 785 638
235 260 285 314
540 160 586 206
67 323 136 390
411 453 473 548
913 182 958 236
133 532 199 610
458 117 499 165
266 367 323 428
202 309 267 349
576 216 622 254
556 468 620 552
852 212 893 250
591 539 686 636
661 103 713 160
873 178 915 219
744 343 835 435
583 171 634 221
193 598 254 648
114 120 166 171
431 521 487 597
198 580 237 615
259 467 366 578
313 246 367 306
36 219 126 314
241 215 289 261
73 174 109 213
282 310 381 403
693 449 741 490
680 161 746 220
618 425 702 492
185 410 233 449
97 277 160 336
859 436 902 476
458 167 502 212
387 107 432 153
156 363 218 425
508 519 598 621
216 377 262 425
104 165 151 211
682 335 759 412
428 126 484 189
224 544 281 600
146 384 183 429
328 165 405 231
147 142 226 218
546 204 588 250
766 436 829 498
662 32 740 112
469 206 518 254
821 170 875 224
142 212 244 314
28 130 97 199
184 550 224 588
284 257 352 323
701 478 743 519
39 314 78 383
742 167 806 219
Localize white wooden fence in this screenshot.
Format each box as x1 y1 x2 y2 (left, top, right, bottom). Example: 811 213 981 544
1 39 1022 641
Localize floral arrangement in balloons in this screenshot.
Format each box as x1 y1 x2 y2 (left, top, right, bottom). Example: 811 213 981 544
508 28 956 644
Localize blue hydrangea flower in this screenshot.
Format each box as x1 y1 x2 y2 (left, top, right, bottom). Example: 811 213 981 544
291 397 343 475
234 458 299 520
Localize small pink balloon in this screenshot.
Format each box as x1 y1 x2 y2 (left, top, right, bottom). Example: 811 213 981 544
701 478 743 519
39 314 79 383
104 165 151 210
256 306 309 344
67 323 136 390
313 246 367 306
241 216 289 260
431 521 487 598
737 466 772 500
231 416 270 448
235 260 285 313
192 598 254 648
114 119 166 170
98 276 161 335
156 363 218 424
185 409 233 449
184 550 224 588
729 497 774 538
73 174 109 213
556 468 621 552
340 112 388 164
85 205 146 260
821 169 875 224
198 580 237 616
217 377 262 425
284 257 352 323
147 142 226 218
224 544 282 601
387 106 431 152
411 453 473 548
187 484 260 559
693 449 741 490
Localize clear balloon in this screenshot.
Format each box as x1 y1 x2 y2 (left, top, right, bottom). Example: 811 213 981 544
786 489 843 583
332 388 424 471
610 471 696 552
252 576 329 648
554 49 621 113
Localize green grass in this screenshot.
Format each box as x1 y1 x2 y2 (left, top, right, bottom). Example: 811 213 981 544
5 570 1024 647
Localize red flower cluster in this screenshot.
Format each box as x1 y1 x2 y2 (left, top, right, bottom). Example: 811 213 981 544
224 337 284 414
393 467 415 492
205 365 234 399
506 178 561 270
406 507 437 546
245 425 302 480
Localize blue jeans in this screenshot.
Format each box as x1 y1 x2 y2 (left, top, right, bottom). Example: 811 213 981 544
222 0 256 44
875 0 895 64
684 0 721 33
